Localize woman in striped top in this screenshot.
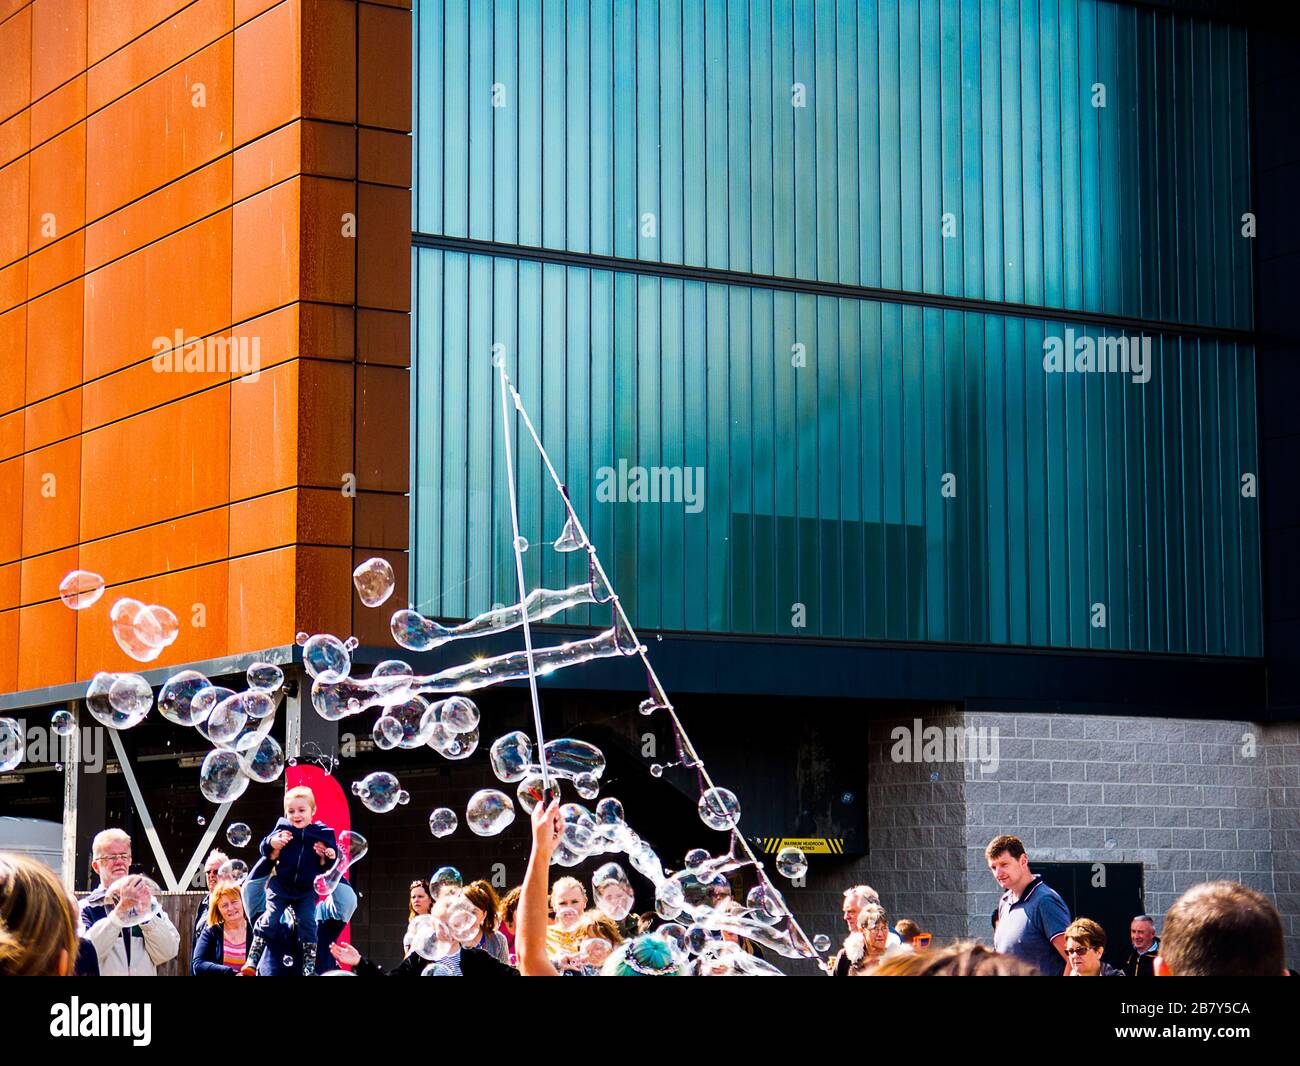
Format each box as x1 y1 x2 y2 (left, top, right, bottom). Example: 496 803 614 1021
192 881 251 975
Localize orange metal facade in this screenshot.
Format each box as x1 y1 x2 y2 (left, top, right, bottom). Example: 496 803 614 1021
0 0 412 694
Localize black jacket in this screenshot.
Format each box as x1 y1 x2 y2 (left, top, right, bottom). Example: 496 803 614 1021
1123 938 1160 977
356 947 517 977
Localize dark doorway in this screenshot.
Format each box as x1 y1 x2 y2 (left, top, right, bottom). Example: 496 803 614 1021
1035 861 1146 969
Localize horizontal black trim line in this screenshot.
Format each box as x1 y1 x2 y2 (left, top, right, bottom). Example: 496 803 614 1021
413 232 1256 346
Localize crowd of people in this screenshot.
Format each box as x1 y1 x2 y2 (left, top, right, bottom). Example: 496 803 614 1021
0 789 1290 977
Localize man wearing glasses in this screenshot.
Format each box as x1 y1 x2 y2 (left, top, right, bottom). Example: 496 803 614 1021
79 829 180 976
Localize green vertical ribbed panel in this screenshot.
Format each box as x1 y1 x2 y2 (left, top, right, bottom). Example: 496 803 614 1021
414 0 1253 329
412 248 1261 655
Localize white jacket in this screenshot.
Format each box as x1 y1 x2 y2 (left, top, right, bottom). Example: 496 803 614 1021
82 901 181 976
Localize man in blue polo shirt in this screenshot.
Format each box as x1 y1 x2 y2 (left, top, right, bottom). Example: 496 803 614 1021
987 834 1071 976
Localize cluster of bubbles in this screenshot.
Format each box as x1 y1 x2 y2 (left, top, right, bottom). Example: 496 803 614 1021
110 598 180 663
36 528 820 969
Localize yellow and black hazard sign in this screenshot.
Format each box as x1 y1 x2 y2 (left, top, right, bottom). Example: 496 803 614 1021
758 837 846 855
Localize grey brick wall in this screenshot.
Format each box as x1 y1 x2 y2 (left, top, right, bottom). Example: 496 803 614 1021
806 708 1300 970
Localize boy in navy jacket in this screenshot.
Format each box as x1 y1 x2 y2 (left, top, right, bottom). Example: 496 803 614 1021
242 785 337 976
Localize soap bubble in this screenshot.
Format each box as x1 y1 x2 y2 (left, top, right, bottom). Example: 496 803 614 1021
240 690 277 720
430 866 462 890
369 659 414 701
775 846 807 879
283 955 295 967
397 790 410 805
351 771 403 813
200 749 249 804
592 863 635 922
296 632 309 645
345 636 359 651
444 897 481 944
697 787 741 831
657 923 690 965
553 514 583 552
58 570 105 609
86 672 151 730
372 715 402 749
157 670 212 726
439 695 479 733
191 686 235 739
133 604 180 649
440 726 479 761
512 535 528 553
745 884 783 925
197 816 206 826
235 732 286 783
489 730 532 783
559 803 598 855
303 634 351 683
315 830 369 896
649 763 663 778
204 693 249 746
595 796 624 825
108 673 152 718
218 859 249 883
408 914 452 961
813 934 831 952
574 772 600 799
429 808 458 837
515 771 561 815
386 696 435 748
226 822 252 848
638 697 666 716
0 718 23 772
108 599 161 662
104 875 163 928
684 847 710 869
246 662 284 693
549 842 584 867
466 789 515 836
580 937 613 967
543 738 605 781
50 709 76 736
353 557 396 608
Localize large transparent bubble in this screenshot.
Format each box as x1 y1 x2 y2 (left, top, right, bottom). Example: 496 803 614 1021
775 845 807 880
428 808 457 837
199 748 249 804
86 672 151 730
157 670 212 726
226 822 252 848
104 875 164 928
58 569 105 610
352 557 396 608
235 732 285 783
543 738 605 781
246 661 284 693
303 634 351 683
697 786 741 831
351 771 407 813
592 862 635 922
465 789 515 836
489 730 532 783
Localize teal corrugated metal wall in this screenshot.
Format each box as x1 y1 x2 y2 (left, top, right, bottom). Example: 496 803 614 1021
410 0 1261 657
415 0 1252 327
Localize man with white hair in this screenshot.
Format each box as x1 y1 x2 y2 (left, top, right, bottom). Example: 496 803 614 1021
78 829 180 976
826 884 901 975
195 849 230 937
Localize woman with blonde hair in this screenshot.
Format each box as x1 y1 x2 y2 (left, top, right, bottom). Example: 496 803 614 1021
192 880 251 975
0 851 79 976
